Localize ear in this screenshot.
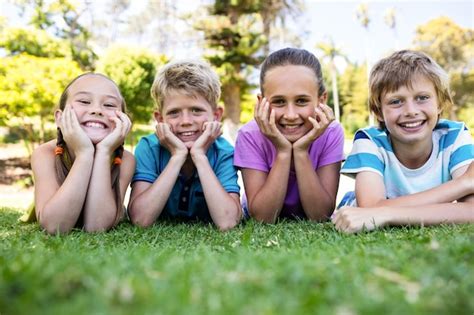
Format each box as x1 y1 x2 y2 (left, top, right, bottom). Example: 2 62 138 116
374 109 384 123
213 106 224 122
318 91 328 104
153 110 164 123
54 109 62 126
257 93 263 102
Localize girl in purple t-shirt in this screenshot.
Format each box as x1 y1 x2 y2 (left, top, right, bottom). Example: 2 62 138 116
234 48 345 222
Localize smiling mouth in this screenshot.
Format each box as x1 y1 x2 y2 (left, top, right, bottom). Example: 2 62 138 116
399 120 425 129
83 121 107 129
279 123 304 133
178 131 199 139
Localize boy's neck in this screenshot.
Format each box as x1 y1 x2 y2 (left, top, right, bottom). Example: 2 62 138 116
180 157 196 179
392 137 433 169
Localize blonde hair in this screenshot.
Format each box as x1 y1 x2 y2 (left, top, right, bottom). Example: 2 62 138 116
55 73 126 226
151 59 221 112
369 50 453 128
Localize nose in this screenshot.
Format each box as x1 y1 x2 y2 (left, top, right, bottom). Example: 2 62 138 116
180 110 193 125
403 99 419 117
284 103 299 120
89 102 103 116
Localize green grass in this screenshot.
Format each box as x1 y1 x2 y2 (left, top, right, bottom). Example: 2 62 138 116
1 207 473 315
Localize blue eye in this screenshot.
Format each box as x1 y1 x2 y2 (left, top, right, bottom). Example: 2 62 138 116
296 98 310 106
271 99 285 107
416 95 430 102
388 99 401 106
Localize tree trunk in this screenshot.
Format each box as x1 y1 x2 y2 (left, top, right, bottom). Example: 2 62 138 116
222 82 241 125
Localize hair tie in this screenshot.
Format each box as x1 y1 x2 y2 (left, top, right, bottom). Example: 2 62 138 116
113 157 122 165
54 146 64 155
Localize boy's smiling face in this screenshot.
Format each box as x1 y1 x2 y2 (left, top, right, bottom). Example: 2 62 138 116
379 74 441 150
154 90 222 149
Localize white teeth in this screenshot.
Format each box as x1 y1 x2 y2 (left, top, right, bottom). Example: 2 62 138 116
180 131 196 136
284 125 300 130
84 122 105 129
401 121 423 128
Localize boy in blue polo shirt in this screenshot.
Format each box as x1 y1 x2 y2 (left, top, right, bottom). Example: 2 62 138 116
128 60 241 231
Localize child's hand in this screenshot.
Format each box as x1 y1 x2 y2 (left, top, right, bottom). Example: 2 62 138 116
58 105 93 156
293 104 334 153
96 111 132 154
190 121 222 158
255 97 291 152
331 207 390 234
155 122 188 157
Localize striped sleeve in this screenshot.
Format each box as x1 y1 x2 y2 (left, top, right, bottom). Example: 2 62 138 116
341 129 385 178
447 123 474 174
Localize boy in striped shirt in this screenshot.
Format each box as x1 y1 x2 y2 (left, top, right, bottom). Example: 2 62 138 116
333 50 473 233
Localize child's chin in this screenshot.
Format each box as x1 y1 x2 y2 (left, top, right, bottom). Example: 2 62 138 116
184 141 194 149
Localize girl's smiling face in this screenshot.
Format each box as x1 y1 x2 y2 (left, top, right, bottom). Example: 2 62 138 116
261 65 326 143
65 74 123 144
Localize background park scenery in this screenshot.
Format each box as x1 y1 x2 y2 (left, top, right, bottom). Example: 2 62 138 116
0 0 473 314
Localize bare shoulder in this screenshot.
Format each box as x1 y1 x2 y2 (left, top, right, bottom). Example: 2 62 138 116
31 140 56 168
122 150 135 167
120 150 136 177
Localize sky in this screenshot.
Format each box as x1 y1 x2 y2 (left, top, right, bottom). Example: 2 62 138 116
1 0 472 68
297 0 473 67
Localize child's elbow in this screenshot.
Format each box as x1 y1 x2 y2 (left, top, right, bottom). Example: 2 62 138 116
216 219 239 232
41 221 72 235
129 211 154 228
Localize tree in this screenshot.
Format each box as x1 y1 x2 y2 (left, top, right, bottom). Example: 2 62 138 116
12 0 97 70
195 0 266 129
259 0 302 54
384 7 398 50
0 27 69 58
316 39 348 122
0 54 82 154
95 46 167 125
412 17 474 120
355 3 374 126
338 63 369 136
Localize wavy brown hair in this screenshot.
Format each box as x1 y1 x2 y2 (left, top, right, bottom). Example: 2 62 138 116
55 73 127 226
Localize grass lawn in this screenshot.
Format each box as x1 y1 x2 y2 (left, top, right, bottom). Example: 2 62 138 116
1 207 473 315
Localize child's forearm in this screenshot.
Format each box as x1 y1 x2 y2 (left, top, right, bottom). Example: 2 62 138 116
293 151 337 221
385 201 474 226
129 155 185 227
82 151 119 232
247 151 292 223
192 154 241 231
333 200 474 234
39 152 94 234
363 174 473 208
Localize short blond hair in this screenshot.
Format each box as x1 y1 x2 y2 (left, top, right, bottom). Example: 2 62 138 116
369 50 453 128
151 59 221 112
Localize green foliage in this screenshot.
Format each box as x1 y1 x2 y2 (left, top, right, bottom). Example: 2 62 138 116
12 0 97 70
1 208 473 314
96 46 167 125
413 17 472 72
195 1 267 123
0 27 68 58
413 17 474 121
0 54 82 151
338 63 369 136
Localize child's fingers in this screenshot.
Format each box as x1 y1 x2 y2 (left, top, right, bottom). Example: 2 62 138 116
319 104 335 122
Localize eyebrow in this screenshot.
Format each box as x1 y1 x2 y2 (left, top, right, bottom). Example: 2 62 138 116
73 91 120 100
270 94 311 99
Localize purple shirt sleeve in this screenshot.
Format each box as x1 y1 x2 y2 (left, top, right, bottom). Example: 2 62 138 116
315 121 345 167
234 124 271 172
